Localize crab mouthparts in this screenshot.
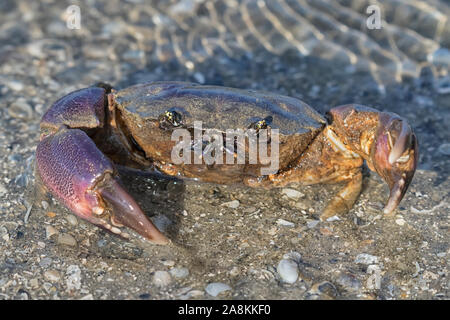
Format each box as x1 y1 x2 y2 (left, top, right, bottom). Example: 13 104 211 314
99 180 168 244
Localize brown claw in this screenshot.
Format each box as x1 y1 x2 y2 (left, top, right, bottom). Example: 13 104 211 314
374 114 419 214
328 105 418 215
99 179 169 244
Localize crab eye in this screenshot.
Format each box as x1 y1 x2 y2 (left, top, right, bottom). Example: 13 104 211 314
248 116 273 131
160 110 183 128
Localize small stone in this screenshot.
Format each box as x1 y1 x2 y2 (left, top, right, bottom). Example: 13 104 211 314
66 265 82 291
281 188 304 200
354 253 379 265
434 76 450 94
221 200 240 209
436 252 446 258
161 260 175 267
44 270 61 282
320 227 333 236
45 226 58 238
80 294 94 300
276 218 295 227
8 98 33 120
282 251 302 263
193 72 205 84
229 266 240 277
0 182 7 195
152 215 172 232
205 283 232 297
336 272 362 292
311 281 338 298
326 216 341 222
277 259 299 284
57 233 77 247
6 80 24 91
152 271 172 287
66 215 78 226
169 267 189 279
46 212 56 218
29 278 39 288
0 227 9 242
306 220 320 229
41 201 49 210
39 257 52 268
97 239 107 247
438 143 450 156
183 290 204 299
395 218 406 226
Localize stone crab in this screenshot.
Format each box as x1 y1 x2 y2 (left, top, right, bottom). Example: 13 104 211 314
36 82 418 244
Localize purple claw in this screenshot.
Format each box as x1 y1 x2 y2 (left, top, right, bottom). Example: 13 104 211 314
36 128 168 244
40 87 107 137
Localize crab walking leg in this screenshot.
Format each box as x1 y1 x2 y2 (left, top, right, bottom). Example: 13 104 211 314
320 170 363 221
36 128 168 244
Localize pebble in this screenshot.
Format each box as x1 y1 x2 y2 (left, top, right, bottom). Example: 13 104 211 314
161 259 175 267
354 253 379 265
29 278 39 288
438 143 450 156
6 80 24 91
276 218 295 227
311 281 338 298
66 265 82 291
221 200 240 209
434 76 450 94
45 226 58 239
65 215 78 226
205 283 232 297
39 257 52 268
180 290 204 299
193 72 205 84
395 218 406 226
0 182 7 195
0 227 9 242
335 272 362 292
152 271 172 287
277 259 299 284
306 220 320 229
44 270 61 282
80 294 94 300
281 188 304 200
153 215 172 232
283 251 302 263
57 233 77 247
40 201 49 210
8 98 33 120
169 267 189 279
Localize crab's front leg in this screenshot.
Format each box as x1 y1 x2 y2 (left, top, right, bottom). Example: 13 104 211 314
36 87 168 244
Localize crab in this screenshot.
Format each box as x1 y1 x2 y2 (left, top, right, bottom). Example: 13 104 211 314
36 82 418 244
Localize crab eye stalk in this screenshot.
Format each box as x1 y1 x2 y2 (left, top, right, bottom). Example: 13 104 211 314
159 110 183 129
248 116 273 131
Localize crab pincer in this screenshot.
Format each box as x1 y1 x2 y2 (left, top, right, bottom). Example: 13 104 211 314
36 87 168 244
328 105 419 215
